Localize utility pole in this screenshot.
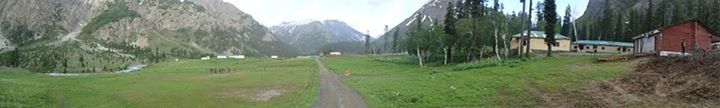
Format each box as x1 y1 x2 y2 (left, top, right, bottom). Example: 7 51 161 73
519 0 527 57
525 0 533 57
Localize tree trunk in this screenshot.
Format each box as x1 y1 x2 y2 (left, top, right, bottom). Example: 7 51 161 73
470 19 478 61
547 43 553 57
416 47 424 68
494 27 501 60
466 47 471 62
503 33 510 58
519 0 527 57
573 21 578 42
444 47 449 65
526 0 533 58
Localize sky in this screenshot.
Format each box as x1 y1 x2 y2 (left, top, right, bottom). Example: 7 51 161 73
225 0 589 37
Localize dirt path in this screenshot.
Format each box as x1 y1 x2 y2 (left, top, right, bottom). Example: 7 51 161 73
313 58 367 108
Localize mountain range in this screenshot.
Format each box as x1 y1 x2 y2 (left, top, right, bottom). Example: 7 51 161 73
271 20 366 54
373 0 453 53
0 0 297 72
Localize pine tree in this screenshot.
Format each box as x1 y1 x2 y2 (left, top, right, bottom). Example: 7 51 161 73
464 0 487 61
628 10 639 35
543 0 557 57
614 12 624 41
561 5 572 37
645 0 654 31
62 58 68 73
392 29 400 53
406 13 426 67
686 0 697 19
443 2 458 64
79 54 85 67
657 0 670 26
493 0 500 11
9 48 21 67
671 2 686 23
599 0 614 40
536 2 545 30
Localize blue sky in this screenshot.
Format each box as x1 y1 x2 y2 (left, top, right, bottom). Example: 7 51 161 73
225 0 588 37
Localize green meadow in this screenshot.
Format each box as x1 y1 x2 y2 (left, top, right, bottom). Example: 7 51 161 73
0 58 318 108
1 55 634 107
322 55 631 107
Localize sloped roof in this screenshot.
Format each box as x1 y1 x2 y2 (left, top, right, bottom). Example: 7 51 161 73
634 20 720 40
572 40 634 47
512 31 570 39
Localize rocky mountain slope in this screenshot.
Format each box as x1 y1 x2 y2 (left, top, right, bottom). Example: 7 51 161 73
0 0 297 73
373 0 453 53
271 20 365 54
0 32 10 52
576 0 643 24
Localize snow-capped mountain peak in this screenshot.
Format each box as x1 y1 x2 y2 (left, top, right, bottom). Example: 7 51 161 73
270 19 366 54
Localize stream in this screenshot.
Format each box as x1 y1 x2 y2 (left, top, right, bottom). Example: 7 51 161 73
45 64 147 76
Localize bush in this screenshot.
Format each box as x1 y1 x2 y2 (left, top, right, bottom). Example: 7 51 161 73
80 0 139 39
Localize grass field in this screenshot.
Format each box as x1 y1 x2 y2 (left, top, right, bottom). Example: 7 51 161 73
322 55 631 107
0 58 318 108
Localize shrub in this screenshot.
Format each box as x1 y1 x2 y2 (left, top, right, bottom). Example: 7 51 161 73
80 0 139 39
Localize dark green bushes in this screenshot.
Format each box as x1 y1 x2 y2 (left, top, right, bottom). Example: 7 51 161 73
80 0 139 39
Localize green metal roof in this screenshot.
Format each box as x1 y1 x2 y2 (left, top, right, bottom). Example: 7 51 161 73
572 40 634 47
512 31 570 39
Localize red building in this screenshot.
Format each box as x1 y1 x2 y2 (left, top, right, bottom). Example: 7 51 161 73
633 20 720 56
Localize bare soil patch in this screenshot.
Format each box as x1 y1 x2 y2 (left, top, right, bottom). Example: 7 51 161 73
558 55 720 107
218 89 284 102
616 55 720 102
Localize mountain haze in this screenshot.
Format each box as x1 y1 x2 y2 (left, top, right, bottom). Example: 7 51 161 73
271 20 365 54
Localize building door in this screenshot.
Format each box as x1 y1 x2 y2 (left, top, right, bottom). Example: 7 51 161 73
641 36 655 53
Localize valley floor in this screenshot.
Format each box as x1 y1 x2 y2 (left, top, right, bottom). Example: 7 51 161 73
1 55 639 107
0 58 318 108
322 55 631 107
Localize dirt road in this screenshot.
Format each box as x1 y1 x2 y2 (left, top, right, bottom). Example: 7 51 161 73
313 58 368 108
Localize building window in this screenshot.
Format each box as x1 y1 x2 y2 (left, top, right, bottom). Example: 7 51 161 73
574 46 578 49
601 47 605 50
617 48 621 51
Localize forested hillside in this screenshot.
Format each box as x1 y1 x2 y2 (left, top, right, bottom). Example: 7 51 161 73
387 0 534 66
575 0 720 42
